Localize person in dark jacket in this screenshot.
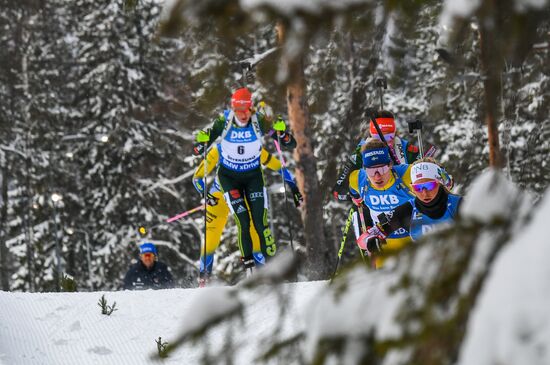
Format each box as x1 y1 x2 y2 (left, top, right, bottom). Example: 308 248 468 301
123 243 174 290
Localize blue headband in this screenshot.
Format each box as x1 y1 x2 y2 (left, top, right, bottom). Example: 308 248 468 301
362 147 391 167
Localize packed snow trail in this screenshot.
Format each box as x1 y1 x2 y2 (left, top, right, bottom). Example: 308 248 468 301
0 281 324 365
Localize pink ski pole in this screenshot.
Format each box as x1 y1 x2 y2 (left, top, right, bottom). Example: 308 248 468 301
273 139 286 165
166 205 205 223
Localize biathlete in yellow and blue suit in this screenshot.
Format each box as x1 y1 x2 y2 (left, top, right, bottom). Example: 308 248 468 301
332 110 425 201
192 87 299 279
192 145 302 284
348 138 415 268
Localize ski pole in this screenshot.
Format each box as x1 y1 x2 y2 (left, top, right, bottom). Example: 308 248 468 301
370 76 401 164
201 141 208 281
357 205 376 269
273 137 295 253
330 207 354 282
240 62 253 86
368 111 400 165
199 141 208 278
407 119 425 158
166 205 205 223
375 76 387 110
236 47 278 85
137 205 205 237
417 129 424 158
356 205 368 264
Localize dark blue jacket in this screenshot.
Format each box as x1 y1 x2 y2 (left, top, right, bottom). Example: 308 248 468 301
123 261 174 290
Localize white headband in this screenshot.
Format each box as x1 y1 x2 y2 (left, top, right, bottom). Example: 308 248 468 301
410 162 443 184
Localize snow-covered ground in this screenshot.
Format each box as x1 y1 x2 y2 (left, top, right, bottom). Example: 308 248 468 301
0 281 324 365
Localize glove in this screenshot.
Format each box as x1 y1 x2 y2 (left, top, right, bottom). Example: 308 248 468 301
193 142 205 156
273 117 286 132
257 101 274 121
332 160 355 201
356 225 387 256
333 190 350 201
290 187 303 208
280 168 303 207
196 130 210 143
192 178 205 195
332 170 351 201
332 185 349 201
351 196 364 207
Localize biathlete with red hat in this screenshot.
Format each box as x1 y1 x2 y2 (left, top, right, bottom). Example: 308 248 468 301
333 110 423 201
359 159 460 247
348 139 415 268
192 88 296 274
192 145 302 286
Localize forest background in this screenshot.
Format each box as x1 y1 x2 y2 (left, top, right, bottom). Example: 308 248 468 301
0 0 548 292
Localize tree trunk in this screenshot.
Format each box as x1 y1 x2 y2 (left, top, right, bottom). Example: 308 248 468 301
478 0 503 168
277 22 332 280
21 22 36 291
0 161 9 291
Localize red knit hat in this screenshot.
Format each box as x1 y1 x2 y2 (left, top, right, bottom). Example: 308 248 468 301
231 88 252 109
369 117 396 136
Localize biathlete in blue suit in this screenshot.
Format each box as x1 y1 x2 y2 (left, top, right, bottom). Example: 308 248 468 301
348 138 415 268
333 110 424 201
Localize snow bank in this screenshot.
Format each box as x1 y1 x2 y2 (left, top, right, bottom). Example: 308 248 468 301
0 289 199 365
303 267 405 362
458 186 550 365
461 168 524 222
0 281 323 365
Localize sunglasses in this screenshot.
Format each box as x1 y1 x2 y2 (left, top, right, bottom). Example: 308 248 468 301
366 165 390 177
141 253 155 258
372 132 395 142
411 180 438 193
